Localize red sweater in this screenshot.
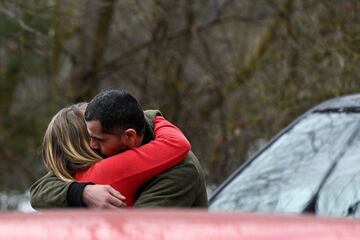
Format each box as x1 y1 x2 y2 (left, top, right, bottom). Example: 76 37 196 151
75 116 190 206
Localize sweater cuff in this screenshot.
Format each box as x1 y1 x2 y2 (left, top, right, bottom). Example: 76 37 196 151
67 182 94 207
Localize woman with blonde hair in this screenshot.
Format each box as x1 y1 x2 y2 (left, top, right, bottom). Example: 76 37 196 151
42 103 190 206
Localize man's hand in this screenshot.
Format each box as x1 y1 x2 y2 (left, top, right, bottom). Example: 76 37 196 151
82 184 126 209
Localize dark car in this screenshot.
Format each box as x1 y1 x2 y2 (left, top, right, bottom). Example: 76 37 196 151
209 94 360 218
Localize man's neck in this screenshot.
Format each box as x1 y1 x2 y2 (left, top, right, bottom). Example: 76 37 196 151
141 120 154 145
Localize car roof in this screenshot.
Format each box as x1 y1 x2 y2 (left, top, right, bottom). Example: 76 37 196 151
311 93 360 112
1 209 360 239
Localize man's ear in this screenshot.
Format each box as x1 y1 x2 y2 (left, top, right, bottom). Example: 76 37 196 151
122 129 137 147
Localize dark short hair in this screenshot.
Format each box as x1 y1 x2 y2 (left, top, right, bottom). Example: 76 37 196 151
84 89 145 135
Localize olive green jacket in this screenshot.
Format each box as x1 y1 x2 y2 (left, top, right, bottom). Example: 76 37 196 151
30 110 208 208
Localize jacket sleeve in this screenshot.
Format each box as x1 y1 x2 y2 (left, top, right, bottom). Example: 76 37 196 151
30 171 91 208
30 171 70 208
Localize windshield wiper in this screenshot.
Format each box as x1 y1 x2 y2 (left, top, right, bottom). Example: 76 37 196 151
314 107 360 113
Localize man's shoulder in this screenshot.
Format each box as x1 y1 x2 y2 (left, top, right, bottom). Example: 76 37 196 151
160 151 204 179
183 151 204 174
138 151 204 186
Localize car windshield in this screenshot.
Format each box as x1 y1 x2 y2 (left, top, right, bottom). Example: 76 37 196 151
210 112 360 216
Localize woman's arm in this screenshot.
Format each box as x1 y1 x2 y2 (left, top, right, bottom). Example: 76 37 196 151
75 116 190 205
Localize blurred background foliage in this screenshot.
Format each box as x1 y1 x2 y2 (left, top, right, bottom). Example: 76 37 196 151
1 0 360 209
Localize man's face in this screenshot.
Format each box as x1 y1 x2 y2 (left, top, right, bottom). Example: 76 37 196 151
86 120 128 157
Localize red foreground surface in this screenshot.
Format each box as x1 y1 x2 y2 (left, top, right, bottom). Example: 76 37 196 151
0 209 359 240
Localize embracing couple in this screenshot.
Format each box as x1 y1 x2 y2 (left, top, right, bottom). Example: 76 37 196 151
30 89 208 208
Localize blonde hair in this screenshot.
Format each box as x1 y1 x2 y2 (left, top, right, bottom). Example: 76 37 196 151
42 103 102 182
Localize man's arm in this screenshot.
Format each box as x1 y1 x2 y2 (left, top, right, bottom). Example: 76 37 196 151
134 152 208 208
30 171 74 208
30 171 125 209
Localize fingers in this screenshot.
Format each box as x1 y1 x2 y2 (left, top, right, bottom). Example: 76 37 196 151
106 185 126 200
108 195 127 208
106 185 127 208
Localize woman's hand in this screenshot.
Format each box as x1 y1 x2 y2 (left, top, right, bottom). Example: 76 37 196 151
82 184 127 209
